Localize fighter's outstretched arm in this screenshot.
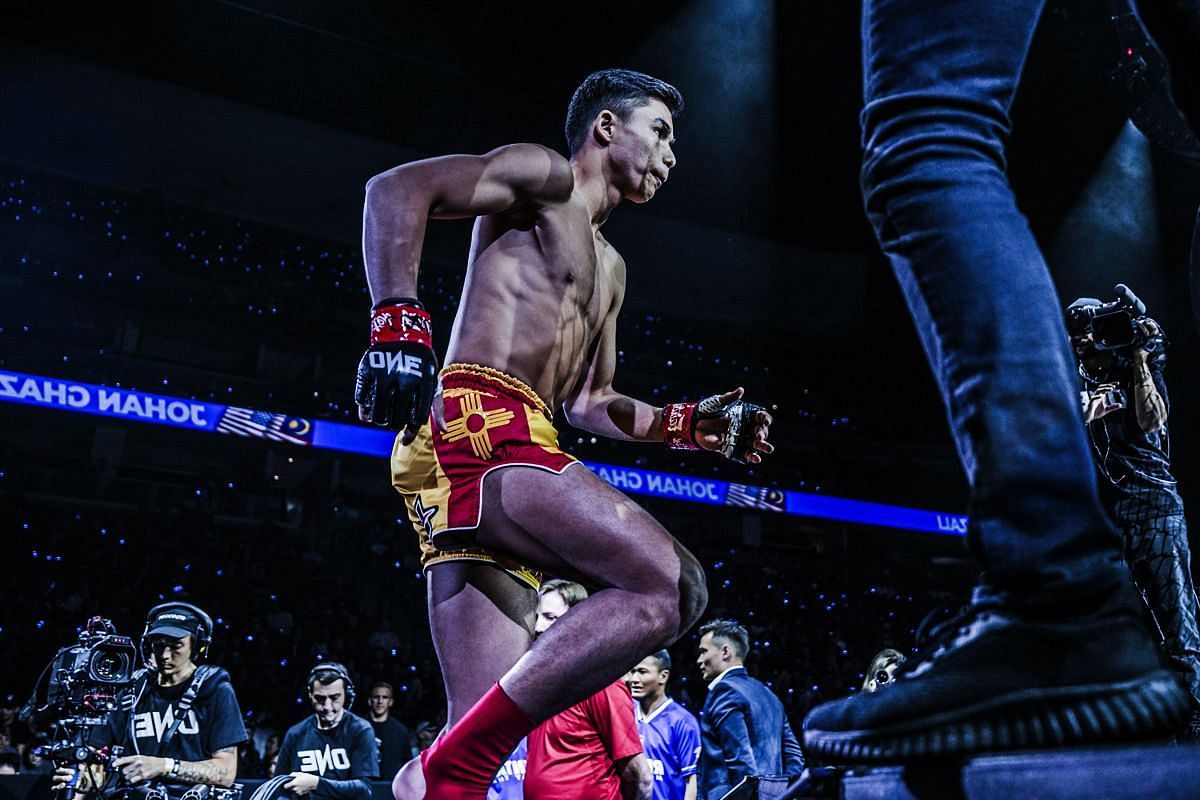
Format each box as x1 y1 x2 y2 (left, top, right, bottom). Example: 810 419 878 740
565 264 774 462
362 143 573 302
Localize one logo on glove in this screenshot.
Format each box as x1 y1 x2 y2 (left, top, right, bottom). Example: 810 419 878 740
368 350 427 376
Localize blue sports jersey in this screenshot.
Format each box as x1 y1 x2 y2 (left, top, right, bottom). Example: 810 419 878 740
488 737 526 800
635 698 700 800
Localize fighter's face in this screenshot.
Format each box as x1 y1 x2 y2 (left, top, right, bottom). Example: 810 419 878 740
310 679 347 727
626 657 668 700
608 98 676 203
534 590 571 635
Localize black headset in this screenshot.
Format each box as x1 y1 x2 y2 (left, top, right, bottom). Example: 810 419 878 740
140 602 214 666
306 662 356 708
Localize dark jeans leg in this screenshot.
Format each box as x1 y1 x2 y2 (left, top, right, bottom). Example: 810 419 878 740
861 0 1127 608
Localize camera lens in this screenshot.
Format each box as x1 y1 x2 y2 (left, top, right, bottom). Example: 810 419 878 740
91 649 130 682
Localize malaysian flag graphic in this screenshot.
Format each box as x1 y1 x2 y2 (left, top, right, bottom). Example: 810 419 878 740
725 483 786 512
215 407 314 446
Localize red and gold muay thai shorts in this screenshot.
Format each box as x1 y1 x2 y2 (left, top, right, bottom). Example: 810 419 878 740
390 363 580 590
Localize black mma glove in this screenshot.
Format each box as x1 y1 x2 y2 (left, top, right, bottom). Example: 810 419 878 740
355 297 438 437
662 393 766 464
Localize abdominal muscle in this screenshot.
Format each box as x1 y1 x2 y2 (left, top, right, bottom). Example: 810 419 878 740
443 222 605 413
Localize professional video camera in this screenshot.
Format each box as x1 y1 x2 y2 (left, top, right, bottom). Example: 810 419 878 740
23 616 138 724
21 617 139 795
1066 283 1164 354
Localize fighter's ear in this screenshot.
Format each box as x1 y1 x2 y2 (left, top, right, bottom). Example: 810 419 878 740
593 110 618 146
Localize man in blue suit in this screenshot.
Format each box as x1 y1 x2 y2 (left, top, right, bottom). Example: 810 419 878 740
694 619 803 800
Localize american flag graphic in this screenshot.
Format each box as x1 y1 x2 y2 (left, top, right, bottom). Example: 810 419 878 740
215 407 313 445
725 483 786 512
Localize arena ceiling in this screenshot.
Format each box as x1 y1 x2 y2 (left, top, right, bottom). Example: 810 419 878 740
1 0 1142 249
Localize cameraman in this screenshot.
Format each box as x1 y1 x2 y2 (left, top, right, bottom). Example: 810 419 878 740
1068 297 1200 730
275 664 377 800
52 603 246 796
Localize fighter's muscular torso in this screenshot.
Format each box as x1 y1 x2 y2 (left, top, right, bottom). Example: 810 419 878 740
363 99 695 445
447 190 623 412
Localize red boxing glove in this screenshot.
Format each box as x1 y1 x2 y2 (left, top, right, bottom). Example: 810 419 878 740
355 297 438 435
662 394 766 464
662 402 701 451
369 302 433 347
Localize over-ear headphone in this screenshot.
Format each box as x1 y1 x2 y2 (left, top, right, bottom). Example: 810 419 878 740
141 602 214 666
307 662 355 708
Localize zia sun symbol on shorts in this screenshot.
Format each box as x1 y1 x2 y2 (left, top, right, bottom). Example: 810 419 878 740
441 390 516 460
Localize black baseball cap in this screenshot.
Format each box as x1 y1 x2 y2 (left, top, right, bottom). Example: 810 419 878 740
146 606 203 638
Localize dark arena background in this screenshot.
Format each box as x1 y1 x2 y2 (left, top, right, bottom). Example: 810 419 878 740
2 2 1200 799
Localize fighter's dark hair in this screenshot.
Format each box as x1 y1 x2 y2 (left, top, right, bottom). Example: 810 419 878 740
564 68 684 154
369 681 394 694
700 618 750 660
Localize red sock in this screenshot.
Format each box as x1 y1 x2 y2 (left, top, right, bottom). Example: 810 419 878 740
421 683 537 799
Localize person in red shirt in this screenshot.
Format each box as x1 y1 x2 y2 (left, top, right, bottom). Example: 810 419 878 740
525 580 652 800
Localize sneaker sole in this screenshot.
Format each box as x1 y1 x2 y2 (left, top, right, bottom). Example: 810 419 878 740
805 670 1189 764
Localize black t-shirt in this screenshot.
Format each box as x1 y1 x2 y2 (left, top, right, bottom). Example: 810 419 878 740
94 666 247 789
277 712 379 787
1083 358 1174 487
368 716 416 778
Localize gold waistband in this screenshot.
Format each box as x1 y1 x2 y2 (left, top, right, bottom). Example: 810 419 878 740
440 363 553 420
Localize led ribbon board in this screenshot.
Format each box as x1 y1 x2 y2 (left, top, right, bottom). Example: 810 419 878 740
0 369 968 536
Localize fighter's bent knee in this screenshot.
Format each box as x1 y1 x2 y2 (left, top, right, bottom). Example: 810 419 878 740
678 556 708 634
640 560 707 650
641 595 683 650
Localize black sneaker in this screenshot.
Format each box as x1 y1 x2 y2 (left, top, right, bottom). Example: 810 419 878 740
1109 0 1200 163
802 604 1189 764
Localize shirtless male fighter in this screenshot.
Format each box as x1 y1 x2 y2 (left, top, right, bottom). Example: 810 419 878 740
354 69 773 799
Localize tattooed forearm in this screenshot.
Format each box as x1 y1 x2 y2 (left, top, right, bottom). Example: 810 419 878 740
174 749 237 787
